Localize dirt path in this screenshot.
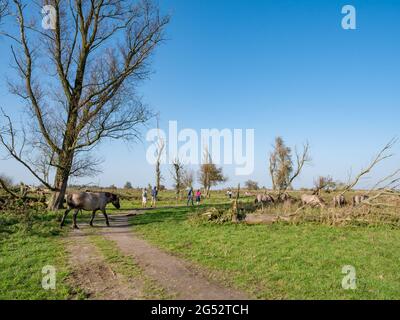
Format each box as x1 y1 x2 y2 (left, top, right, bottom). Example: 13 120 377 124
66 229 146 300
98 215 249 300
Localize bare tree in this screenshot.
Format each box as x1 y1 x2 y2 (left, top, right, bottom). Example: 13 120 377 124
0 0 169 209
154 125 165 191
244 180 259 190
171 158 184 200
31 144 55 185
313 175 335 195
269 137 311 194
182 169 194 189
124 181 133 189
198 147 227 198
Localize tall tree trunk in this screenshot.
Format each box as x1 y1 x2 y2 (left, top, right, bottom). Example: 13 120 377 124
206 185 211 198
156 160 161 190
49 153 74 210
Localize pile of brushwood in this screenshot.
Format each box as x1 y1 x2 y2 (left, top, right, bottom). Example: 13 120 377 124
0 198 46 233
0 182 50 233
190 192 400 227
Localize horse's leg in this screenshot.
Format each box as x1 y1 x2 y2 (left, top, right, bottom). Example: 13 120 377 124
102 209 110 227
89 210 97 227
60 209 71 228
72 209 80 229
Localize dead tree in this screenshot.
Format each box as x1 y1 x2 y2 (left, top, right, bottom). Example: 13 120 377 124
0 0 169 209
154 125 165 191
171 158 184 201
287 142 311 189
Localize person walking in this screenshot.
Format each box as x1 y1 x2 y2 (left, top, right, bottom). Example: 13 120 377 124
196 189 202 205
151 186 158 207
187 187 194 206
142 188 148 208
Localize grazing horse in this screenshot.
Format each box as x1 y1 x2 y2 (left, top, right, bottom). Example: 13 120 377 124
255 194 275 210
276 192 293 203
301 194 325 208
333 195 347 208
60 192 121 229
352 195 369 207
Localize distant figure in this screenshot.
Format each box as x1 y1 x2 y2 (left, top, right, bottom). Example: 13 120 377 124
151 186 158 207
227 190 233 199
196 190 202 205
187 187 194 206
142 188 148 208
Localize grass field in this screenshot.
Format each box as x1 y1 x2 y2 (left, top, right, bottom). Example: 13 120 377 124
0 211 72 299
1 189 400 300
133 206 400 299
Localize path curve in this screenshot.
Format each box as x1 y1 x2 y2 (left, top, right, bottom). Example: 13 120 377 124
98 215 249 300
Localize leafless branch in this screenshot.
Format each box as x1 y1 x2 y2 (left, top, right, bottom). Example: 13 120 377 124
340 138 398 196
288 142 311 187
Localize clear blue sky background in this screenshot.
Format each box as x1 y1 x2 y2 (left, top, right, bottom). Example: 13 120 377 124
1 0 399 189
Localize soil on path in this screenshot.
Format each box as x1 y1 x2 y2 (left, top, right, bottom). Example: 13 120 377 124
98 214 249 300
66 229 146 300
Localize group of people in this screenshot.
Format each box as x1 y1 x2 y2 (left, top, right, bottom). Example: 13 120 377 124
141 186 158 208
186 187 202 206
140 186 202 208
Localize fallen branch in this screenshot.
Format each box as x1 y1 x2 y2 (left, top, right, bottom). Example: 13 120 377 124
340 138 398 197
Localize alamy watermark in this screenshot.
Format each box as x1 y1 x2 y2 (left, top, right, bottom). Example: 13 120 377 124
342 265 357 290
41 4 357 31
341 5 357 30
146 121 255 176
42 265 56 290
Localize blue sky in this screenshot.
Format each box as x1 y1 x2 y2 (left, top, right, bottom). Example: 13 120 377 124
1 0 400 189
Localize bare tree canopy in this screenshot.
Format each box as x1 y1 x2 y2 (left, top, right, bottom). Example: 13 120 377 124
0 0 7 21
182 169 194 189
244 180 259 190
171 158 184 200
198 147 227 198
313 175 335 195
154 121 165 191
0 0 170 209
269 137 311 194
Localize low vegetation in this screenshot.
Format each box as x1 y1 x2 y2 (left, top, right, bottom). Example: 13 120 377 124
132 199 400 300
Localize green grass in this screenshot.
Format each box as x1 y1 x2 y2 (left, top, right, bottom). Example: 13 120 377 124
133 206 400 300
2 188 400 300
0 211 72 300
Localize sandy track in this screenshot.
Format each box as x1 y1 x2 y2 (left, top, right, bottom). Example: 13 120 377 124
98 215 249 300
66 229 146 300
